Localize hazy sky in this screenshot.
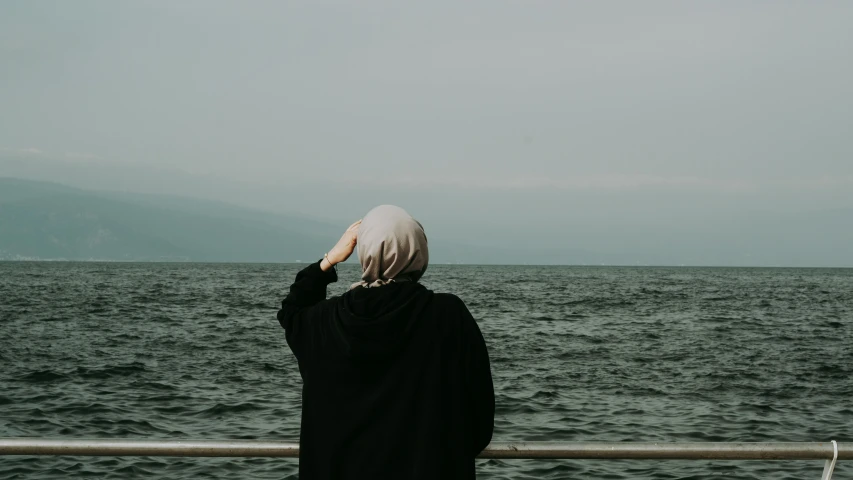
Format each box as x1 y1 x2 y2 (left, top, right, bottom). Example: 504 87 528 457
2 1 852 263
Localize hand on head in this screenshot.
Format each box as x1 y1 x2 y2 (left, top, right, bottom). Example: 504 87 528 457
326 219 362 266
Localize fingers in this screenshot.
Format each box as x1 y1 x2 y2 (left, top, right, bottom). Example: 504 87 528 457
346 220 362 239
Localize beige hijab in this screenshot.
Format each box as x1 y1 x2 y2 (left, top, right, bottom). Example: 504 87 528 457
351 205 429 289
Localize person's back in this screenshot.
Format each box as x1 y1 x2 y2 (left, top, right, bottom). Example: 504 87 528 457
277 205 494 479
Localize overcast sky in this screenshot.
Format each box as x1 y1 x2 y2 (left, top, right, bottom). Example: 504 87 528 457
2 1 852 263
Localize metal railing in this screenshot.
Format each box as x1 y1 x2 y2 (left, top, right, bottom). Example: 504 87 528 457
0 439 845 478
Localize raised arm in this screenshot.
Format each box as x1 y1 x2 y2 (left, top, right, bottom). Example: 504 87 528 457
276 219 361 358
277 260 338 349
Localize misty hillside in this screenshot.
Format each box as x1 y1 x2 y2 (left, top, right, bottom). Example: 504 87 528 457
0 178 648 265
1 176 851 266
0 178 335 262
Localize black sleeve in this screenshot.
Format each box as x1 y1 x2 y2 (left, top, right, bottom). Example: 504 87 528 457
276 260 338 358
461 302 495 457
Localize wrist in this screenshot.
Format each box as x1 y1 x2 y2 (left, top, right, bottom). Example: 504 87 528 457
320 254 335 271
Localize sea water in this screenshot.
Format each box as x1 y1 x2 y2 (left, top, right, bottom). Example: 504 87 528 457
1 262 851 479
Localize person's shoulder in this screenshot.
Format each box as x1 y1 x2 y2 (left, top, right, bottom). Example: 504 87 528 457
432 292 468 309
429 293 481 342
430 292 474 321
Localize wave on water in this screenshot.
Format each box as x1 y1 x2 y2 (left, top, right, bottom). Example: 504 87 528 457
17 370 66 383
75 362 147 379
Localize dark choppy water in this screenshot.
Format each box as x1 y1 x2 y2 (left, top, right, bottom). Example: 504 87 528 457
1 262 851 479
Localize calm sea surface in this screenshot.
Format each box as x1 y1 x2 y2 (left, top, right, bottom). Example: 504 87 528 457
1 262 851 479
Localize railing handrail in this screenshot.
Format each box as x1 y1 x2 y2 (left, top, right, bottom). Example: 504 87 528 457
0 438 848 460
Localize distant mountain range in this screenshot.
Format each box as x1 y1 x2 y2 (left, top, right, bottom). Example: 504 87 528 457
1 173 851 266
0 178 338 262
0 177 634 264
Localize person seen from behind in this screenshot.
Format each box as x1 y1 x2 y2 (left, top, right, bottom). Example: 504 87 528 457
277 205 495 479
